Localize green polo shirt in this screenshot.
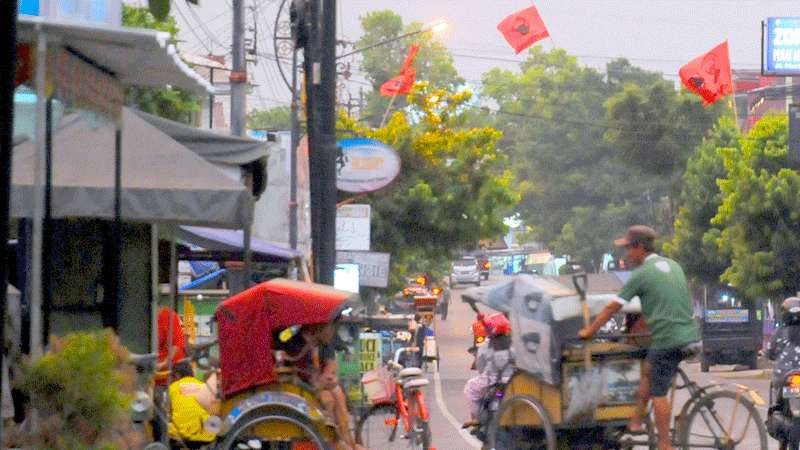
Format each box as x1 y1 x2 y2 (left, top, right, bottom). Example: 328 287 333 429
617 254 700 349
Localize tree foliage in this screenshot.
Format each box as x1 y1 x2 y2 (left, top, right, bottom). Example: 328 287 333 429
247 106 292 131
122 5 199 124
665 117 739 284
712 115 800 300
339 83 517 290
355 10 462 126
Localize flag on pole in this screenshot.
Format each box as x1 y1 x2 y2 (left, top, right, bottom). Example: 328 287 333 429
380 44 421 97
679 41 733 106
497 5 549 54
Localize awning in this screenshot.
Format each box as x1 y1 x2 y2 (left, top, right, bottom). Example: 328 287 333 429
11 108 252 228
17 16 213 95
177 226 302 260
134 110 271 166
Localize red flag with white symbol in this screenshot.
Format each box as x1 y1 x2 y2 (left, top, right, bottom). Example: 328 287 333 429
497 5 550 54
380 44 421 97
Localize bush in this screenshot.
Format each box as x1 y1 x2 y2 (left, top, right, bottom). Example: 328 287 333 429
7 330 141 449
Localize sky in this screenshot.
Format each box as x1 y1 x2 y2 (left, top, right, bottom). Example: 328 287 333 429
126 0 800 111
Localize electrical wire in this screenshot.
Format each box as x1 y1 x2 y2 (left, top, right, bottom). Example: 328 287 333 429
173 1 215 54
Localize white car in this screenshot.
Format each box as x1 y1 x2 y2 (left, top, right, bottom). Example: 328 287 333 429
450 257 481 287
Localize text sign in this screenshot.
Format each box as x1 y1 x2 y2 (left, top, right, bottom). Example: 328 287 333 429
359 332 383 373
337 138 401 193
337 251 390 288
764 18 800 75
705 309 750 324
336 204 370 251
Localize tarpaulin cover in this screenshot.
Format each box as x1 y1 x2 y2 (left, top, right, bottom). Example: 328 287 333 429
177 226 302 260
462 275 640 385
215 279 354 398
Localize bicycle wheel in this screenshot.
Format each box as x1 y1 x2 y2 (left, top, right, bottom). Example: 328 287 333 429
355 403 406 449
486 394 556 450
219 408 329 450
676 389 767 450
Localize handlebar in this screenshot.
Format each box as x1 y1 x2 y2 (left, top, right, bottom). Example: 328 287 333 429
393 346 420 366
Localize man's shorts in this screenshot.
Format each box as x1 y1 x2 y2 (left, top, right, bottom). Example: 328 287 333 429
647 343 698 397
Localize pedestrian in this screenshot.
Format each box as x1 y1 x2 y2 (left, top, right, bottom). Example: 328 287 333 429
578 225 700 450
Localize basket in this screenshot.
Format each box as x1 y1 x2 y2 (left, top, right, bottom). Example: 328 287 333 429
361 366 395 405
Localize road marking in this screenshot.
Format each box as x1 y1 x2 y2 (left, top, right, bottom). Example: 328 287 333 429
432 370 483 449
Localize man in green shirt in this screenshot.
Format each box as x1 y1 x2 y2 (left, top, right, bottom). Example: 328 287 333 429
578 225 700 450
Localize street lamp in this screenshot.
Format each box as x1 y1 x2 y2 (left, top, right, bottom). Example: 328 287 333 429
336 19 448 60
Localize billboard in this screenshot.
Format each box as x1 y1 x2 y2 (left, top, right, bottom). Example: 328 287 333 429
763 17 800 76
336 138 401 193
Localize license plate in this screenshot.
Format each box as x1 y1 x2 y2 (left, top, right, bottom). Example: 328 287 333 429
783 386 800 398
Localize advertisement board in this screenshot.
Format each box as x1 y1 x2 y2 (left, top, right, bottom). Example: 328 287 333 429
336 204 370 251
705 309 750 324
336 251 390 288
763 18 800 76
336 138 401 193
359 332 383 372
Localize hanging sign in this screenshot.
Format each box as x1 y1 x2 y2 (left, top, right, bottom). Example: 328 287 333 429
336 204 371 251
336 138 401 193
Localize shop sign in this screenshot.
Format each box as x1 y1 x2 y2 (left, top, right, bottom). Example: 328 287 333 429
336 251 390 288
336 204 370 251
359 332 383 373
705 309 749 323
336 138 401 193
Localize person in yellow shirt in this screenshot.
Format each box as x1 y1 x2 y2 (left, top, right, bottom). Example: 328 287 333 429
168 361 218 447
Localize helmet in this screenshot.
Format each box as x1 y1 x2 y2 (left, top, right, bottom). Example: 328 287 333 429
484 313 511 337
782 297 800 324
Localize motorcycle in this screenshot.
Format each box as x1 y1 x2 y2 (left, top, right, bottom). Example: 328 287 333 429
768 371 800 449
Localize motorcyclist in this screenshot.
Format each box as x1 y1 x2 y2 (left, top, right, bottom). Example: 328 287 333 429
462 313 515 428
767 297 800 396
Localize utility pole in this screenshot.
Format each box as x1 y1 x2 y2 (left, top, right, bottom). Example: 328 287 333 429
231 0 253 290
304 0 337 285
0 2 18 442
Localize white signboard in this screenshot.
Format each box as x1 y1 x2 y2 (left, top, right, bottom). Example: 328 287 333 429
336 204 371 251
337 138 401 193
337 251 391 288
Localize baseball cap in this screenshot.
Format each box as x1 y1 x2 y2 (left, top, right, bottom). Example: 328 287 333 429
614 225 657 247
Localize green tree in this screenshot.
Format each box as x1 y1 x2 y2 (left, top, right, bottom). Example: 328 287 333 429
122 5 199 124
712 115 800 300
339 83 517 290
356 10 462 126
665 117 740 284
481 47 658 263
247 106 292 131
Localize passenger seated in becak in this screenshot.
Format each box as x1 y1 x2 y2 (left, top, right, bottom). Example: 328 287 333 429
167 360 218 448
276 322 366 450
462 313 515 428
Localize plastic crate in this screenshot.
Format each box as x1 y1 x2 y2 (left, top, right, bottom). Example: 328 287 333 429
361 366 395 405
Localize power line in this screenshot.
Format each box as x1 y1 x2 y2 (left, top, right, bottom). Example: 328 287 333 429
173 1 214 54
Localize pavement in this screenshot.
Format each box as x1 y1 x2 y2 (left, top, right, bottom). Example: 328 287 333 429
418 275 781 450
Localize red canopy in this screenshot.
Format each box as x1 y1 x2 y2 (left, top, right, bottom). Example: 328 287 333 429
216 279 354 398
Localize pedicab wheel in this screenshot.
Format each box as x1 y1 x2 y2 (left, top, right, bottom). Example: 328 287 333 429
355 403 402 449
486 394 556 450
676 389 767 450
219 407 330 450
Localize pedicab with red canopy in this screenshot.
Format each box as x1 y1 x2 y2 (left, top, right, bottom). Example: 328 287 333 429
214 278 357 449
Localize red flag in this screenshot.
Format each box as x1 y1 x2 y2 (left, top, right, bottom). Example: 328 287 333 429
679 41 733 106
379 44 421 97
497 5 549 54
380 68 417 96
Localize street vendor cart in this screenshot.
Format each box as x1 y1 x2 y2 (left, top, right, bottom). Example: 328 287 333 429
462 275 768 450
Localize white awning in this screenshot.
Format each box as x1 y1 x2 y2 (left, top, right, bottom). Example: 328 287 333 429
17 15 213 95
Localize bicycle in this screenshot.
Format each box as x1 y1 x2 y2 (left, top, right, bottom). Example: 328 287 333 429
621 366 768 449
355 346 432 450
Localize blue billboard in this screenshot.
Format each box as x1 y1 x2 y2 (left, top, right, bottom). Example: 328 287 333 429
764 17 800 75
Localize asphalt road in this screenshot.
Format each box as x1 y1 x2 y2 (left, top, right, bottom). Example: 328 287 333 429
419 275 780 450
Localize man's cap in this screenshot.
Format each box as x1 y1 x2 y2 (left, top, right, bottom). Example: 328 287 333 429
614 225 657 247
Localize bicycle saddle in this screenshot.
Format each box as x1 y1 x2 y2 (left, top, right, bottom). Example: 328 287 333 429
399 367 423 378
403 378 429 389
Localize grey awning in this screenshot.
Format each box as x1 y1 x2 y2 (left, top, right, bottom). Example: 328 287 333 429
133 110 270 166
11 108 252 228
17 16 213 95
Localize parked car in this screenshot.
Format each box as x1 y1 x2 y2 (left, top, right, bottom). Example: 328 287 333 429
450 256 481 287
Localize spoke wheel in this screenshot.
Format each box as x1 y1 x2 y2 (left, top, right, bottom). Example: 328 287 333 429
410 415 431 450
487 394 556 450
677 390 767 450
219 408 328 450
356 403 409 449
